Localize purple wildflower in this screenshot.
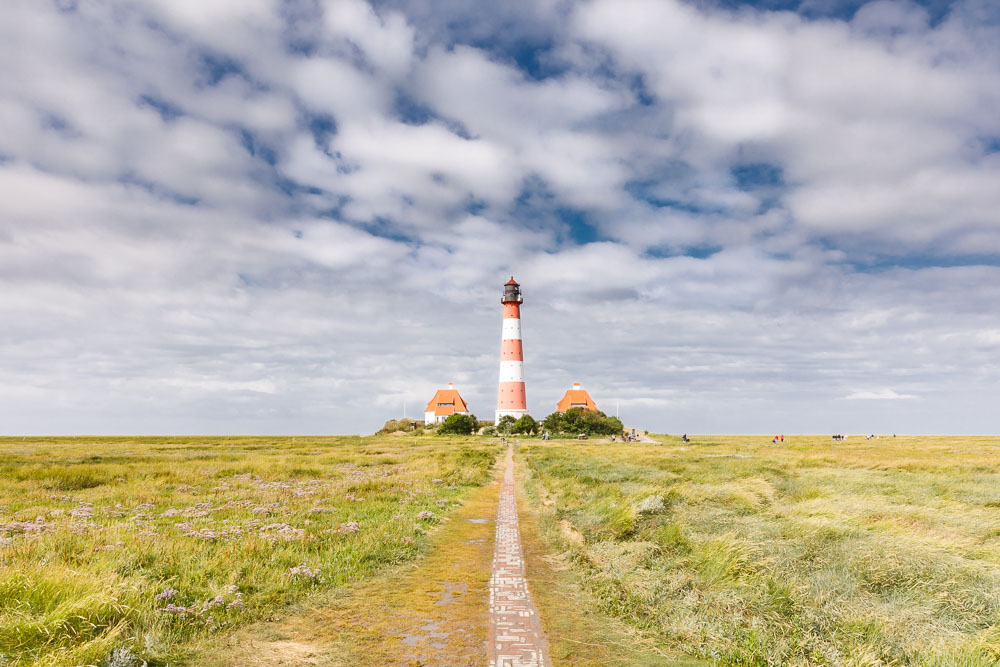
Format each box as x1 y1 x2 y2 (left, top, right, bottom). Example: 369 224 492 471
156 587 179 600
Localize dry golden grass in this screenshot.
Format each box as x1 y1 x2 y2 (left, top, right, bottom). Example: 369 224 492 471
519 435 1000 666
516 464 707 666
190 459 503 666
0 435 498 666
6 433 1000 666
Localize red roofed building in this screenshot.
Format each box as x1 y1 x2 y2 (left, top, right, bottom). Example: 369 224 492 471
556 383 599 412
424 383 470 424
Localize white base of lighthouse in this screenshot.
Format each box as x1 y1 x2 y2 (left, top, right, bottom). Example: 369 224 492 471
495 409 529 424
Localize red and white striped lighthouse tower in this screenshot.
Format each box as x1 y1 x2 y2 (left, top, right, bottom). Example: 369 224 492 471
496 277 529 424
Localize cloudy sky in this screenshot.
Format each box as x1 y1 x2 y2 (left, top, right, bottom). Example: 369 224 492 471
1 0 998 435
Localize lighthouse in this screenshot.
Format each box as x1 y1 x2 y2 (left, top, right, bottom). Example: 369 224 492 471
496 277 529 424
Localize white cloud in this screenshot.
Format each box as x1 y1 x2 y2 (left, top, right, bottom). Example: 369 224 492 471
1 0 999 435
845 389 918 400
292 56 393 122
571 0 1000 250
322 0 415 76
412 46 634 207
166 378 279 395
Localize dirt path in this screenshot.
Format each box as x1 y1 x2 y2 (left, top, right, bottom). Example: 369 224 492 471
188 441 677 666
192 461 503 666
488 445 550 666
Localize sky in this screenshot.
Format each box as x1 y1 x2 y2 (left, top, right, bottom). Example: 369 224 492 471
1 0 999 435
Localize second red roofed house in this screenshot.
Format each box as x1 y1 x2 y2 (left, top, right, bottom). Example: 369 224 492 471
424 382 470 424
556 383 599 412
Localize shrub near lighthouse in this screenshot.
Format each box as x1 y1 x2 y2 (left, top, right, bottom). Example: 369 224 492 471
496 277 528 424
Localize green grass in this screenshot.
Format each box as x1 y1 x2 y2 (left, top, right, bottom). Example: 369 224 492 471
0 435 498 666
519 435 1000 666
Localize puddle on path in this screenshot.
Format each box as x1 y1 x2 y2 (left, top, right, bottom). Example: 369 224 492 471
435 581 467 606
399 619 451 647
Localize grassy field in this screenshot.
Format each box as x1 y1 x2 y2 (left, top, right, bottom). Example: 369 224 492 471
6 433 1000 666
519 435 1000 666
190 459 505 667
0 435 498 666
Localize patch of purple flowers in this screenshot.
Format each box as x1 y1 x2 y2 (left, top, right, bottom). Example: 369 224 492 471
155 587 179 600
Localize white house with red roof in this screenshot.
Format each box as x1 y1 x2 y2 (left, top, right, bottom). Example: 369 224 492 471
424 382 470 424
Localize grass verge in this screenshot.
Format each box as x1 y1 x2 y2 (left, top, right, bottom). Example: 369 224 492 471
516 450 707 666
0 435 498 666
189 455 503 666
519 435 1000 666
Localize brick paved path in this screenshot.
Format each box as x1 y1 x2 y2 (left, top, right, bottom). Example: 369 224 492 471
488 445 549 667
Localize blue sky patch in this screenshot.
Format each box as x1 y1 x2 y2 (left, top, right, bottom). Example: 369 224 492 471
138 95 183 122
41 112 78 137
306 113 338 150
705 0 952 24
557 207 602 245
463 197 488 216
118 174 199 206
197 51 251 87
506 37 567 81
731 163 784 190
982 137 1000 155
645 244 723 260
239 129 278 166
394 89 436 126
277 177 327 198
625 179 718 215
362 216 419 245
845 252 1000 273
629 73 656 107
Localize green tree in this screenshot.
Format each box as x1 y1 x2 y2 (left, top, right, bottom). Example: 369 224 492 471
497 415 517 435
437 413 478 435
542 411 564 434
602 415 625 435
540 409 624 437
512 414 537 435
561 407 587 434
